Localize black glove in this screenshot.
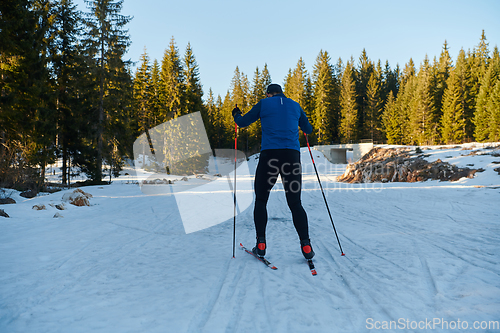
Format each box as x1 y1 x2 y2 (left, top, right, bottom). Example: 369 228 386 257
232 106 241 117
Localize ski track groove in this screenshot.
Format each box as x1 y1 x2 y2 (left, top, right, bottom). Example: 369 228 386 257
223 263 248 333
188 257 248 333
294 257 350 327
186 258 233 333
319 239 423 324
419 256 439 296
339 232 408 274
317 241 370 315
258 269 275 333
429 242 500 277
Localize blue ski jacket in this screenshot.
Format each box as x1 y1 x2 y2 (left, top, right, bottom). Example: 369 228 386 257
234 93 313 151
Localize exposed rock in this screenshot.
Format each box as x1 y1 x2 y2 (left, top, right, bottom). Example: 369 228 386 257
20 189 37 198
0 209 9 218
55 203 66 210
0 198 16 205
32 204 46 210
142 179 174 185
62 188 92 206
53 212 63 218
338 147 481 183
49 203 66 210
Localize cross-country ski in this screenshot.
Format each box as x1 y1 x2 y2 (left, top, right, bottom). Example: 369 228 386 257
240 243 278 270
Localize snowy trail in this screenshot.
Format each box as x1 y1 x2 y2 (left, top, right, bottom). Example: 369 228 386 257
1 145 500 332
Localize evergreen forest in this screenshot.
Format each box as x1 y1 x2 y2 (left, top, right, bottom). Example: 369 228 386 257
1 0 499 190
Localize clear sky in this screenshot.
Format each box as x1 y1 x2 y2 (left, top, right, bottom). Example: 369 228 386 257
74 0 500 101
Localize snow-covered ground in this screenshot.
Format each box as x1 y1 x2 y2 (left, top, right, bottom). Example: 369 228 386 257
1 143 499 333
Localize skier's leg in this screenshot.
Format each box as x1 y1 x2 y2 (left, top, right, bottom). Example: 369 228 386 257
253 150 278 238
282 150 315 258
281 150 310 241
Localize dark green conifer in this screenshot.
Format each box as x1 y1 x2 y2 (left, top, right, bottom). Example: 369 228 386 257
356 49 374 140
381 91 402 144
365 71 382 142
474 47 500 141
183 42 203 115
340 60 358 143
410 56 438 145
150 59 162 126
82 0 132 182
312 50 337 144
433 41 452 119
441 70 465 143
133 48 152 134
160 37 185 120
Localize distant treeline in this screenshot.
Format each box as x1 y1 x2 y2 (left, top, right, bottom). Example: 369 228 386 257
1 0 499 189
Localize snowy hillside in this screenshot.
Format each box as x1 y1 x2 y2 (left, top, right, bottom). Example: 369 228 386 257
1 143 499 333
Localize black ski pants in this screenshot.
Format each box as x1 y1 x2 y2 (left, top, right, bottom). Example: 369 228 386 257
254 149 309 241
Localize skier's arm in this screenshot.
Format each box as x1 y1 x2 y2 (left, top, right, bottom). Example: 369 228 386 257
233 100 262 128
299 107 313 134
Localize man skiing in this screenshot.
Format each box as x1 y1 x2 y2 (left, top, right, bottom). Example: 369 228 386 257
232 83 315 260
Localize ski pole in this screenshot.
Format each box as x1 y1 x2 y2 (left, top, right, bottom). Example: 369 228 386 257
232 108 238 258
304 133 345 256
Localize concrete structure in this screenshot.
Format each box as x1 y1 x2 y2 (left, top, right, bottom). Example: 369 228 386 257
313 143 374 164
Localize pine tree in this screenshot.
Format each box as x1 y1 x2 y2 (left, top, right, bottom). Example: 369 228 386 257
133 48 152 135
248 64 270 152
0 0 56 188
410 56 438 145
339 60 358 143
469 30 491 129
475 30 490 78
303 75 315 125
82 0 132 182
27 0 57 185
441 69 465 143
312 50 338 144
221 90 235 148
251 64 270 105
231 66 249 109
51 0 87 185
381 91 402 144
433 41 452 117
160 37 185 121
251 67 264 106
284 58 315 145
205 88 217 148
474 47 500 141
394 59 416 144
365 71 382 142
261 64 272 89
488 77 500 141
285 58 309 107
356 49 374 140
382 60 399 103
230 67 251 152
214 93 226 148
396 70 416 144
400 58 416 88
183 42 203 114
451 49 475 141
150 59 162 126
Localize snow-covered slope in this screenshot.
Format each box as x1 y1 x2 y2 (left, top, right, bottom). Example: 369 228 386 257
1 144 499 333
